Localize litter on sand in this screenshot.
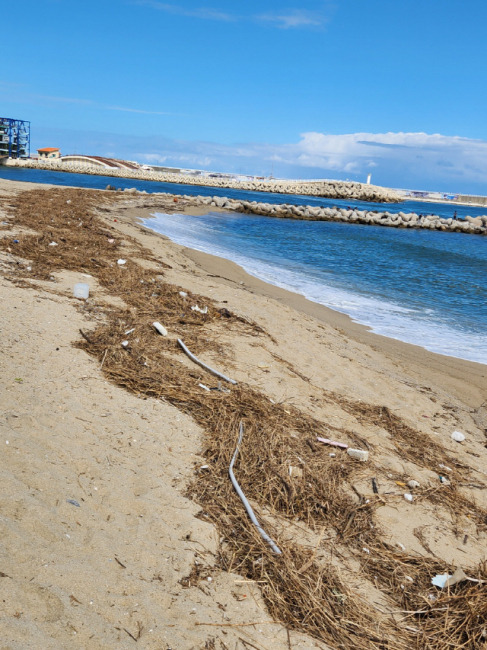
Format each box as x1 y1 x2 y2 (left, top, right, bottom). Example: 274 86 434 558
346 448 369 462
431 566 487 589
117 259 126 265
316 437 348 449
177 338 237 385
153 321 168 336
432 568 468 589
191 305 208 314
451 430 466 442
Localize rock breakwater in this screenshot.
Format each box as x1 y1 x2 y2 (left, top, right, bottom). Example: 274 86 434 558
4 159 485 233
4 157 401 202
193 195 487 234
127 189 486 235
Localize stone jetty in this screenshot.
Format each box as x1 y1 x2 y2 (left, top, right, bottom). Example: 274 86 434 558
4 157 401 202
4 158 486 233
120 188 485 235
187 195 487 235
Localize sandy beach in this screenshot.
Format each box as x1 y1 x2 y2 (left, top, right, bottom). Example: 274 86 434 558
1 180 486 649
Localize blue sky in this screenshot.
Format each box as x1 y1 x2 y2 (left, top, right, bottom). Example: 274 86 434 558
2 0 487 193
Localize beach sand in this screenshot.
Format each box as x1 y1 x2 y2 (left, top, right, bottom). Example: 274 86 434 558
1 180 486 649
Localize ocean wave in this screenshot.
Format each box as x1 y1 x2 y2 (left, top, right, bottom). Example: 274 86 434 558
146 211 487 365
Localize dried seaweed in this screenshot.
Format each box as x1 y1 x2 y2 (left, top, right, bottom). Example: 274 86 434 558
2 185 487 650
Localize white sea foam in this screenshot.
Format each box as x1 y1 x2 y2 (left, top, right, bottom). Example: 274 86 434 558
146 212 487 365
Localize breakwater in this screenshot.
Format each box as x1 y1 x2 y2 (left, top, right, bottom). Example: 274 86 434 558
156 191 487 235
3 157 401 203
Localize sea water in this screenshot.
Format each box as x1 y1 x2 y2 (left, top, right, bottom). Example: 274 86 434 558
0 165 486 220
145 210 487 365
1 166 486 363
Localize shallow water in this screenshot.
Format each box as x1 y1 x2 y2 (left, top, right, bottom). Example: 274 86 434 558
146 210 487 365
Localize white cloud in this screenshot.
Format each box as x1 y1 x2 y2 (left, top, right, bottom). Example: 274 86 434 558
133 131 487 191
284 131 487 186
133 1 234 21
104 104 179 116
0 84 182 117
256 9 327 29
132 1 330 28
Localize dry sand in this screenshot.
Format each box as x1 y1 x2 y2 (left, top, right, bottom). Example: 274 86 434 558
1 180 486 649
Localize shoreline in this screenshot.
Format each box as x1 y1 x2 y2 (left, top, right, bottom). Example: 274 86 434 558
132 207 486 408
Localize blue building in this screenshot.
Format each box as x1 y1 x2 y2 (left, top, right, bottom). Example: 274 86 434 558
0 117 30 158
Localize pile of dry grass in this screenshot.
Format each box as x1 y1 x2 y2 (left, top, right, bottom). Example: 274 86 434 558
2 186 487 650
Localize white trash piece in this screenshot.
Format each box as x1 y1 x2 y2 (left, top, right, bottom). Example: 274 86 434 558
346 448 369 462
431 573 451 589
407 480 420 489
404 493 414 502
191 305 208 314
179 291 188 298
451 431 465 443
153 322 168 336
73 283 90 299
117 258 126 265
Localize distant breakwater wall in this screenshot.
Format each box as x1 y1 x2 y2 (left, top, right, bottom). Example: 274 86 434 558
132 189 485 235
3 157 402 203
456 195 487 207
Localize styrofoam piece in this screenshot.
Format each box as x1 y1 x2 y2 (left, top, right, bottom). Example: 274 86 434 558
153 322 168 336
451 431 465 442
346 448 369 462
73 283 89 299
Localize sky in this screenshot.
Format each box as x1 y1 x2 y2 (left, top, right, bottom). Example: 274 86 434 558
2 0 487 193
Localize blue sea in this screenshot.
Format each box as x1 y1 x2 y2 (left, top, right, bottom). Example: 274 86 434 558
2 166 486 364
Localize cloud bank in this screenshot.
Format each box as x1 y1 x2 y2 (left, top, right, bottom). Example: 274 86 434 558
34 127 487 194
134 131 487 192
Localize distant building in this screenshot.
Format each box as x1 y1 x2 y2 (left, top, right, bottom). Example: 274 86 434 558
0 117 30 158
38 147 61 159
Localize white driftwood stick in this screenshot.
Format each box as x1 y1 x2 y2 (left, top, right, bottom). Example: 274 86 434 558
177 339 237 385
229 422 281 555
